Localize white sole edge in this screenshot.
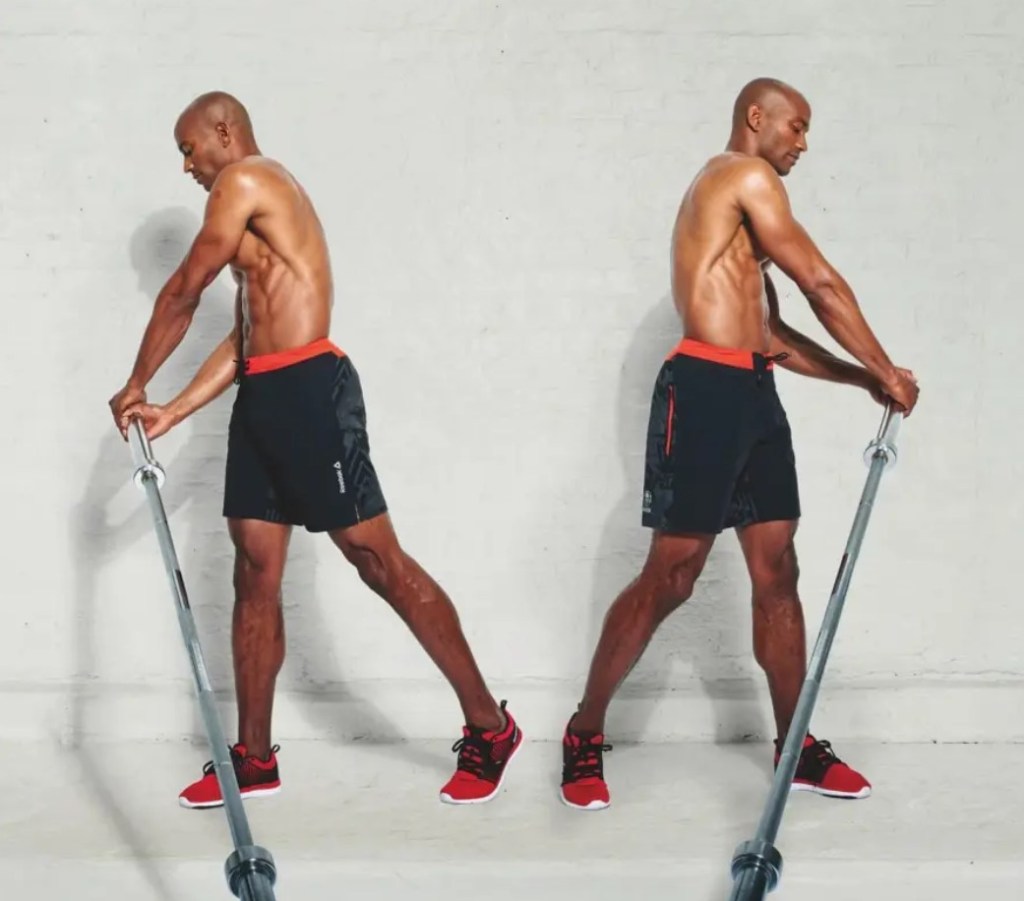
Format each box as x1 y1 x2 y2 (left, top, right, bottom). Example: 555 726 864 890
790 783 872 799
559 793 610 811
438 732 525 806
179 785 282 810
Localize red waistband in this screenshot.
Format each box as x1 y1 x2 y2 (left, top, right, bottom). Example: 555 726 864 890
668 337 776 370
243 337 345 375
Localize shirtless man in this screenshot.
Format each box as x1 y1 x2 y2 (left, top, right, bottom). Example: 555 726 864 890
108 92 521 809
559 77 919 811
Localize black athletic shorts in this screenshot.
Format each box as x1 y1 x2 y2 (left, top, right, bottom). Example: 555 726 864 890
223 338 388 532
641 337 800 534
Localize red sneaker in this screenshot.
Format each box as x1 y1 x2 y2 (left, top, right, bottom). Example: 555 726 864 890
178 743 282 809
440 701 522 804
560 721 611 811
775 735 871 799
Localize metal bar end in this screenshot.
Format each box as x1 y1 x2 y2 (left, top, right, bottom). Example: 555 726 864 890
863 403 903 469
128 419 166 488
226 845 277 899
729 838 783 898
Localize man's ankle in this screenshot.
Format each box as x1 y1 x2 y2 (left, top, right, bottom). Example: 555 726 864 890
467 704 505 733
239 738 273 760
569 707 603 737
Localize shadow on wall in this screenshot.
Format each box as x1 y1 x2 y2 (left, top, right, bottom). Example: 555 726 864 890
587 295 769 746
66 207 224 900
66 211 445 895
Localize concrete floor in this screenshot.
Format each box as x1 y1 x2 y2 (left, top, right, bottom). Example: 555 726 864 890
4 738 1018 900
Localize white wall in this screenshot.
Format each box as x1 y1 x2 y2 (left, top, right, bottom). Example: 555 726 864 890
3 0 1020 745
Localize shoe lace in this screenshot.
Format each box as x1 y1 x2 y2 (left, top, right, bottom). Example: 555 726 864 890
451 732 491 778
201 745 241 777
200 744 279 777
807 738 842 766
566 736 612 780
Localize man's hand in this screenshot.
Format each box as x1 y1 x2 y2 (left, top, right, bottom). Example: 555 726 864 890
880 367 920 416
860 366 919 416
121 402 179 441
109 383 147 438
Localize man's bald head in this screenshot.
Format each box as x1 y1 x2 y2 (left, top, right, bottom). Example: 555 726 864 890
176 91 254 138
173 91 260 192
728 77 811 177
732 78 807 129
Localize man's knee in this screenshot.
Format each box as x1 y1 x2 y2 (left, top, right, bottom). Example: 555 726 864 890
332 528 403 597
228 519 289 602
348 544 394 595
645 535 712 615
664 561 701 606
233 549 283 602
750 538 799 600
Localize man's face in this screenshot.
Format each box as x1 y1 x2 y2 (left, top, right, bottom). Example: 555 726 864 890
174 113 229 192
755 92 811 177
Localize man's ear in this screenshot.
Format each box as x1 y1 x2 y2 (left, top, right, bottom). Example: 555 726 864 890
746 103 764 132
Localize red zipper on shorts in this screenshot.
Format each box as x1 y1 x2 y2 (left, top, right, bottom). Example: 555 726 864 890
665 385 676 456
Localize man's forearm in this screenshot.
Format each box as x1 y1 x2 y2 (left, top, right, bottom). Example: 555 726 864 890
771 321 867 386
127 275 200 389
165 330 240 425
803 276 895 383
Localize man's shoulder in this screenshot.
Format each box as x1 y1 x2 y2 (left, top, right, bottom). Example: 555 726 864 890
212 157 293 195
712 153 780 189
688 153 779 197
683 154 780 219
713 156 790 219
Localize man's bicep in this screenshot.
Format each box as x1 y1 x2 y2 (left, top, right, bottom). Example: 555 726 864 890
179 174 254 299
739 166 833 294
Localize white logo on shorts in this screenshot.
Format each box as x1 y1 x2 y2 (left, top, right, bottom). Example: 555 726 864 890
333 461 346 494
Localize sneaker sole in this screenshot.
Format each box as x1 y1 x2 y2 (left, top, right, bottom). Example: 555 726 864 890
439 730 524 805
179 784 281 809
791 782 871 800
559 791 610 811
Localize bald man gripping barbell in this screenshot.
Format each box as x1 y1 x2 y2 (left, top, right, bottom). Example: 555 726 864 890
109 92 521 809
558 78 918 811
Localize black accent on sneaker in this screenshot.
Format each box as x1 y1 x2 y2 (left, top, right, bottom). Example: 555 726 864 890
784 738 842 783
451 701 515 782
201 744 280 786
562 732 612 785
451 732 491 779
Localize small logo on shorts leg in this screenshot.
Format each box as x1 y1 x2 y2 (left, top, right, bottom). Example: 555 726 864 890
333 461 346 494
642 489 653 513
